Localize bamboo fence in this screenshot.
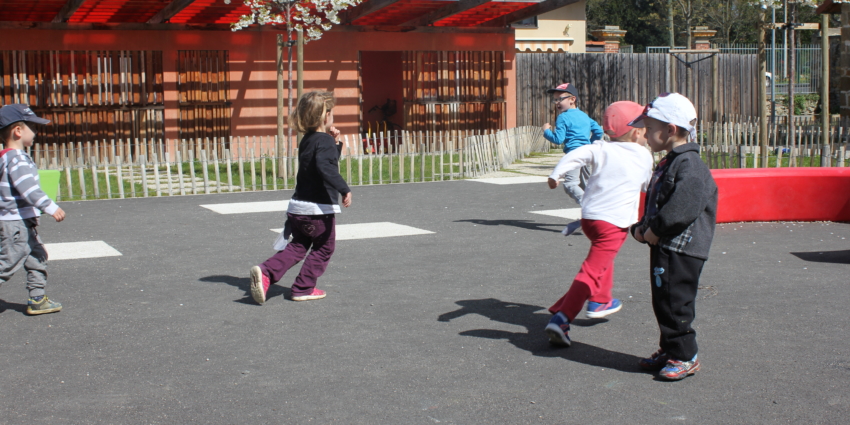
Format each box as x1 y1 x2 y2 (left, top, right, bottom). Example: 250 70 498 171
11 126 546 201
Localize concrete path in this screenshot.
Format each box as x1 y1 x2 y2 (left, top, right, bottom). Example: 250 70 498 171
1 180 848 424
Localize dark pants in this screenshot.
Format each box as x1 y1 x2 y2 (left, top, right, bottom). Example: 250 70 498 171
650 246 704 361
260 213 336 296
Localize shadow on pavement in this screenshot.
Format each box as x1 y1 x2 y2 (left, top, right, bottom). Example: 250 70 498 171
790 250 850 264
199 275 290 304
0 298 27 315
439 298 645 374
455 219 565 234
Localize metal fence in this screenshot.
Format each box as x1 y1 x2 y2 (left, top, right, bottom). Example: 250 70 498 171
647 44 823 94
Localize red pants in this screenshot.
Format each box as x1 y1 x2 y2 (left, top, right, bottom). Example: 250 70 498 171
549 219 628 322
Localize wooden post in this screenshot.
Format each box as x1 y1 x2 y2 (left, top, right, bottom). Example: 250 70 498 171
226 149 234 192
261 149 267 190
759 14 769 168
90 157 99 199
238 146 245 192
822 13 831 159
201 150 210 194
250 148 257 191
213 144 222 193
139 155 149 197
189 150 198 195
152 152 162 197
116 157 125 199
77 164 86 200
128 152 136 197
165 157 174 196
176 151 186 196
104 161 112 199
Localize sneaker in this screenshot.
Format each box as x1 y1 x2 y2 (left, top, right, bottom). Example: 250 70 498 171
26 296 62 315
658 356 700 381
292 288 326 301
638 348 670 371
561 220 582 236
544 312 571 347
586 299 622 319
249 266 271 305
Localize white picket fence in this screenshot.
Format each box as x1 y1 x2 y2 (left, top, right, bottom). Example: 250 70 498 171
16 126 547 201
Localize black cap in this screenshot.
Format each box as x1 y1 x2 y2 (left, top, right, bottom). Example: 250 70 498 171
0 104 50 130
546 83 579 98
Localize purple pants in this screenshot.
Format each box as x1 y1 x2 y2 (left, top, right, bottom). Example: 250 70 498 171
260 213 336 296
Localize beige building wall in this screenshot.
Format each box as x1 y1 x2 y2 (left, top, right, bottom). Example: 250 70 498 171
515 1 587 53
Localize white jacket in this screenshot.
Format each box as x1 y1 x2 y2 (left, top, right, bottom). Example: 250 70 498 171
549 140 654 228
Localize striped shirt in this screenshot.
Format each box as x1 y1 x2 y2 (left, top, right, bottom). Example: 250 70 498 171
0 149 58 220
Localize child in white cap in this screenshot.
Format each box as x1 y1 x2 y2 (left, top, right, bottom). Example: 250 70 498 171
544 101 653 347
628 93 718 381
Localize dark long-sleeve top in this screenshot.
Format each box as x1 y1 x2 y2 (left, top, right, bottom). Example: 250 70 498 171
631 143 718 260
291 131 351 206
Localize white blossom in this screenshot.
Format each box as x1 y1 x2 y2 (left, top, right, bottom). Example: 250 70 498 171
232 0 363 40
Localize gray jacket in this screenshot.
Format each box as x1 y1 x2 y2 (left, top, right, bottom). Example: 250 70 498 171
632 143 717 260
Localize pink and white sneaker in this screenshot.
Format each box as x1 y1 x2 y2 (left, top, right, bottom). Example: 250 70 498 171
250 266 271 305
291 288 326 301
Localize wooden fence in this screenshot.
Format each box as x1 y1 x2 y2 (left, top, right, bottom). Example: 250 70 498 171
689 116 850 169
517 52 759 128
13 126 545 201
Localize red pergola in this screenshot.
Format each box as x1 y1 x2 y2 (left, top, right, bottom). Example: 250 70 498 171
0 0 579 30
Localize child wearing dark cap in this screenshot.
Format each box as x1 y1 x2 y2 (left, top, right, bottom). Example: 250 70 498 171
542 83 604 235
0 104 66 315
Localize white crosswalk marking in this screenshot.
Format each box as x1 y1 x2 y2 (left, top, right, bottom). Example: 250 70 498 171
45 241 122 261
467 176 548 185
271 222 434 241
201 200 289 215
528 208 582 220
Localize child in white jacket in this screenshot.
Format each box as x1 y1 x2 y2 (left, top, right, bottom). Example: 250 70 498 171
544 101 653 347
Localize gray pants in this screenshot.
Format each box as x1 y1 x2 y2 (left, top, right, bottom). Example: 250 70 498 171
0 219 48 298
562 166 590 206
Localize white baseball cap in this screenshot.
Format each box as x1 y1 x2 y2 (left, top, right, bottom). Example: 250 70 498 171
628 93 697 141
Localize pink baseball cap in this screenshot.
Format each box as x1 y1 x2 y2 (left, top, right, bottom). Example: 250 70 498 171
628 93 698 141
603 101 645 139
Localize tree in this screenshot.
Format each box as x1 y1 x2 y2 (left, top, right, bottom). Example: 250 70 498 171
232 0 363 171
586 0 670 52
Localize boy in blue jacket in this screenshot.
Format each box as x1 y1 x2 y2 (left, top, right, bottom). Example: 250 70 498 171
543 83 604 235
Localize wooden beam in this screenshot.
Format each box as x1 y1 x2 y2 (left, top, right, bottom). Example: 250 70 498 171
339 0 405 24
51 0 87 23
0 21 512 34
147 0 196 24
401 0 492 27
478 0 581 27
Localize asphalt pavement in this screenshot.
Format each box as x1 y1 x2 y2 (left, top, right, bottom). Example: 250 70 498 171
1 179 848 424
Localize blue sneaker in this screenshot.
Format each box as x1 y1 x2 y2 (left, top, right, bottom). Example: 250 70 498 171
659 355 700 381
544 312 571 347
586 299 622 319
561 220 582 236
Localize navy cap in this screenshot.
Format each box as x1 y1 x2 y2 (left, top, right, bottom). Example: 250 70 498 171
546 83 579 98
0 104 50 130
